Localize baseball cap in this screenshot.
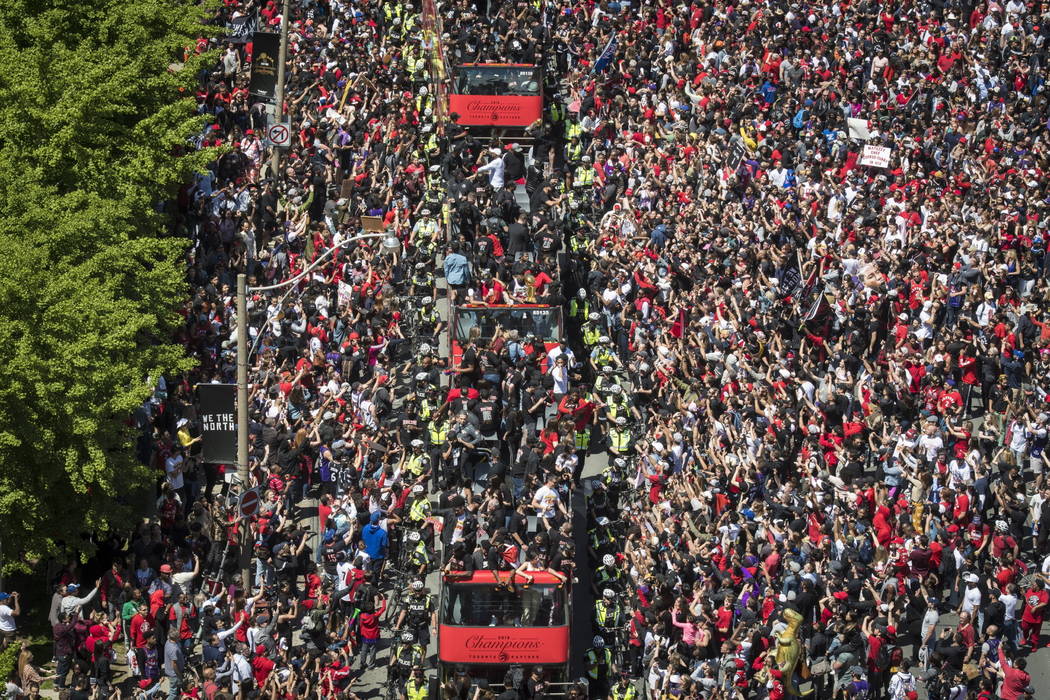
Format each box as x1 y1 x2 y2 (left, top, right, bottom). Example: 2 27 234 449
160 564 173 574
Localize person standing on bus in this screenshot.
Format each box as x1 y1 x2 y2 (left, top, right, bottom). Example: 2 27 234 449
475 148 506 189
512 553 568 624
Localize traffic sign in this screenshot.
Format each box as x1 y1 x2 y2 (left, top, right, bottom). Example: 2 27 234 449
238 487 260 518
267 122 291 148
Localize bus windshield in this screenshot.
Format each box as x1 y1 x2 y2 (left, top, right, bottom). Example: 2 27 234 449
453 307 561 344
442 582 567 627
455 66 540 96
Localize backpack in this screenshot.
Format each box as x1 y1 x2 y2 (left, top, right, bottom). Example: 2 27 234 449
874 640 891 672
890 670 914 699
354 581 377 613
302 609 326 632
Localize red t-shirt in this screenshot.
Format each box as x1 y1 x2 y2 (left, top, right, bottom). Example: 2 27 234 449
130 613 153 649
252 654 275 687
1022 588 1049 624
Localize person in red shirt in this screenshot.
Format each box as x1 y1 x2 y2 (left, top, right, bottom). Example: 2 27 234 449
991 520 1019 559
1020 579 1050 648
357 596 387 670
167 592 198 648
251 644 276 687
129 603 153 650
713 596 734 644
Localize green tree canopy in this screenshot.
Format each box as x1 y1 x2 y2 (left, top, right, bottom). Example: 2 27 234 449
0 0 217 570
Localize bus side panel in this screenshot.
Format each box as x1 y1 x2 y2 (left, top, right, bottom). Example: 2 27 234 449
438 625 569 665
448 94 542 127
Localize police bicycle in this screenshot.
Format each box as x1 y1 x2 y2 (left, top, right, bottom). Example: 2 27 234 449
609 624 632 673
382 566 417 623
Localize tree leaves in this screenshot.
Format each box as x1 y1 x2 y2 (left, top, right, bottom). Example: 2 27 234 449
0 0 217 569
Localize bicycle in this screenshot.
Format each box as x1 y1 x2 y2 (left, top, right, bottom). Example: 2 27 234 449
609 625 632 672
381 568 417 624
384 673 405 700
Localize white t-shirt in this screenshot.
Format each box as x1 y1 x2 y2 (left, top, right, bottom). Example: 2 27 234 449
0 604 15 633
549 365 569 395
960 586 982 614
1001 592 1019 622
917 434 944 461
533 485 559 518
165 454 185 490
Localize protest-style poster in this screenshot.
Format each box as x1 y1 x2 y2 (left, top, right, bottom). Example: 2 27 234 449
860 144 892 168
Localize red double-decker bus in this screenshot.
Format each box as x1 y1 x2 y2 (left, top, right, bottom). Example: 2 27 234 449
449 63 543 128
438 571 570 692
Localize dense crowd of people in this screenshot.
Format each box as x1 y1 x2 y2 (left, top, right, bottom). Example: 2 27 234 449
7 0 1050 699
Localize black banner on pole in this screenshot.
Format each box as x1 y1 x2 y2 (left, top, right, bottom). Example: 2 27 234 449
250 32 280 102
196 384 237 464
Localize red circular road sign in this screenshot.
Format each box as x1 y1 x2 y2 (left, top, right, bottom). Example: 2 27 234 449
239 488 260 518
267 123 290 146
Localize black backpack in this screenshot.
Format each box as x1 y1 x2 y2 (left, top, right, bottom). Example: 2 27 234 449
874 641 891 672
354 581 377 613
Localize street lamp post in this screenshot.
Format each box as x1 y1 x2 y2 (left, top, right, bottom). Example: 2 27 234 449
270 0 291 175
234 233 400 591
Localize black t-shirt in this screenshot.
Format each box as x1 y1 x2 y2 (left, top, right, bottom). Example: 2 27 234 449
477 399 499 434
320 540 346 574
507 223 530 253
537 230 560 254
461 345 479 376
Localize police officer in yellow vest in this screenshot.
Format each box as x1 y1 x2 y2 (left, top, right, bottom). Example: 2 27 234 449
422 124 439 156
401 439 430 481
574 425 591 452
549 100 564 125
573 155 594 188
415 86 432 115
407 484 431 524
404 666 428 700
589 336 617 374
582 313 602 348
565 137 583 163
568 288 590 321
594 553 625 595
565 118 582 143
388 630 426 686
611 675 638 700
415 296 443 338
427 417 450 487
410 261 435 296
608 416 632 456
585 634 614 697
404 529 431 576
417 393 435 421
594 365 619 396
594 589 625 634
606 384 640 423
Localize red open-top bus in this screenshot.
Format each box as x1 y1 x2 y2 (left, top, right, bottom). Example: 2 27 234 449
449 304 563 373
438 571 570 693
449 63 543 128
